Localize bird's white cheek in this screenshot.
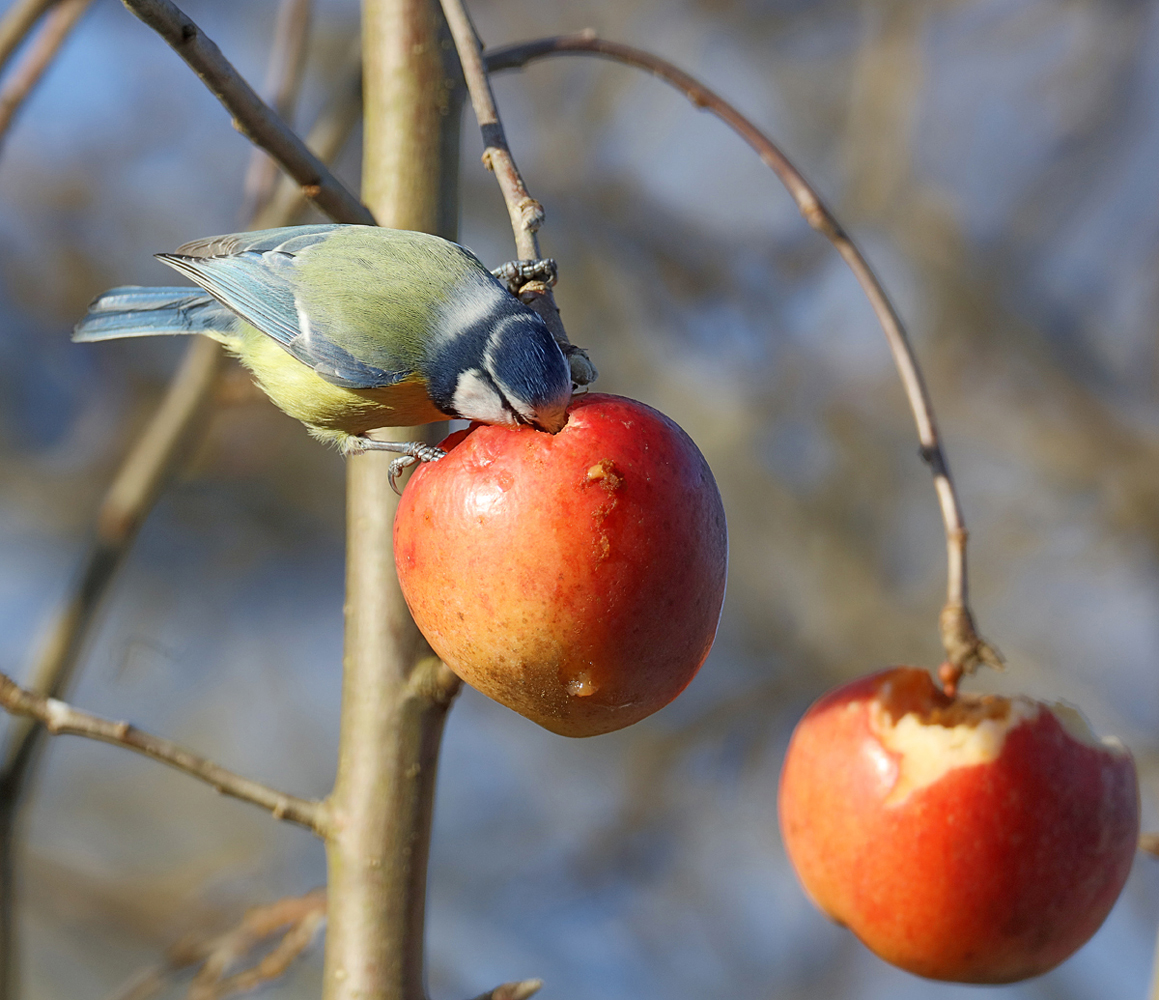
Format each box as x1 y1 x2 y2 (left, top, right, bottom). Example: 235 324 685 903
451 369 515 426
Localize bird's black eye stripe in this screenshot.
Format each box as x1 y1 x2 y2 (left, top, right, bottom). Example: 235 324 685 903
501 396 528 424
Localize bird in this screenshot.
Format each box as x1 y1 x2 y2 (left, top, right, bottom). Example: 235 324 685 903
74 224 576 480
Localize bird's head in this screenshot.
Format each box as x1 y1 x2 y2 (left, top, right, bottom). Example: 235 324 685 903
427 305 573 433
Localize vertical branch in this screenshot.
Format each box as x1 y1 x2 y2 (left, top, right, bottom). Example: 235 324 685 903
322 3 463 1000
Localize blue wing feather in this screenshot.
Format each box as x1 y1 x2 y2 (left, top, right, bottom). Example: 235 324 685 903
73 287 239 341
155 245 409 390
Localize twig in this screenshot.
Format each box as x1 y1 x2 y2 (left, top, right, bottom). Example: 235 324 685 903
438 0 540 259
189 890 326 1000
238 0 313 222
119 0 374 226
485 32 1000 691
467 979 543 1000
0 0 93 149
0 670 326 834
106 889 327 1000
0 0 56 75
437 2 595 387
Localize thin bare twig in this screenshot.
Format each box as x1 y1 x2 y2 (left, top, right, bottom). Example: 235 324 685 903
486 32 1000 689
437 2 596 386
438 1 540 259
467 979 543 1000
0 0 56 75
106 889 327 1000
0 670 326 834
238 0 313 222
120 0 374 226
189 890 326 1000
0 0 93 148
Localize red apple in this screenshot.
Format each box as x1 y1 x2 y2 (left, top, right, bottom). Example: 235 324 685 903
394 393 728 737
778 667 1139 983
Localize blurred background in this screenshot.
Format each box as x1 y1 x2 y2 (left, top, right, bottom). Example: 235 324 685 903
2 0 1159 997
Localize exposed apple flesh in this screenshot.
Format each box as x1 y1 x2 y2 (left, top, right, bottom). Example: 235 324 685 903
778 667 1139 983
394 393 728 737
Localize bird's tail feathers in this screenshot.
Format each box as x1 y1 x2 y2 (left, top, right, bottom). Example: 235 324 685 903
73 287 238 343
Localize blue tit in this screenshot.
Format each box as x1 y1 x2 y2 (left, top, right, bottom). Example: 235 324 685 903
74 225 576 457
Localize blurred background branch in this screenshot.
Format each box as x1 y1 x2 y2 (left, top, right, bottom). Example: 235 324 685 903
238 0 313 225
0 0 358 993
0 0 92 151
0 0 58 73
108 887 326 1000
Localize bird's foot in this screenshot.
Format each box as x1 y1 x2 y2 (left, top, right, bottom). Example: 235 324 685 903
492 258 557 295
348 438 447 495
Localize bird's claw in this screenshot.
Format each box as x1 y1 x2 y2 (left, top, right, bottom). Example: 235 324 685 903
492 258 557 295
348 437 447 495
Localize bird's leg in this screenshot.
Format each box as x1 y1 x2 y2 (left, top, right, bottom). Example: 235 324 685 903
491 258 557 295
348 438 447 495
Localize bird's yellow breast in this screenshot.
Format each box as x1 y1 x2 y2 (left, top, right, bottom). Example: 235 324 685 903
226 324 447 442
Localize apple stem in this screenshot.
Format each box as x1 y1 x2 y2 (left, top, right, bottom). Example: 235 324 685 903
484 33 1005 680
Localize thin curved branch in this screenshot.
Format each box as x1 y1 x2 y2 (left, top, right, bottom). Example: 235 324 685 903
437 2 596 386
120 0 374 226
107 888 327 1000
485 32 1001 689
0 671 326 834
0 0 93 149
467 980 543 1000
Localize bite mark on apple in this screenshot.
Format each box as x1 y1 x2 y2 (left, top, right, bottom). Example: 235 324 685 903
870 696 1040 806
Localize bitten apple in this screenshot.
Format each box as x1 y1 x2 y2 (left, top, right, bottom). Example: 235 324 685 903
394 393 728 737
778 667 1139 983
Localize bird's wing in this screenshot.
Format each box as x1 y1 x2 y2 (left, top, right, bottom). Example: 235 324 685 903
157 226 410 389
174 225 346 260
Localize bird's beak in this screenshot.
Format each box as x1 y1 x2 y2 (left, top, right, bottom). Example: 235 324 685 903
536 404 569 434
